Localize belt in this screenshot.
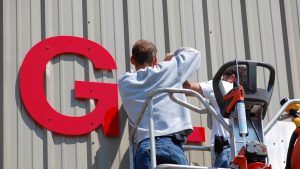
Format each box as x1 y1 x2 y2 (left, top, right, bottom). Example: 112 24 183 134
155 135 173 139
156 133 186 143
138 133 186 145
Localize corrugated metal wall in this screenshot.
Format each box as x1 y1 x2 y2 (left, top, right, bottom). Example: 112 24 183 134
2 0 300 169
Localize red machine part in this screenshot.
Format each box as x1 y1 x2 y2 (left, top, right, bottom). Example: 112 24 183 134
248 162 272 169
223 85 245 114
232 155 247 169
232 144 272 169
232 155 272 169
291 128 300 169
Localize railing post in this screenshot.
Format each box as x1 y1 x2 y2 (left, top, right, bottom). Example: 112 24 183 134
149 99 157 168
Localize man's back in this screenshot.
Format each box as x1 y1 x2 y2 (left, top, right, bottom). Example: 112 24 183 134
118 47 201 143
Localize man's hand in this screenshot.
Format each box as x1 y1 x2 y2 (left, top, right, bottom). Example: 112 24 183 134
183 81 193 96
163 53 173 61
183 81 191 89
183 81 204 96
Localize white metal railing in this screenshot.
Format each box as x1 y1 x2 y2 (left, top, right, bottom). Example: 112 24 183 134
263 99 300 135
128 87 300 169
129 88 231 169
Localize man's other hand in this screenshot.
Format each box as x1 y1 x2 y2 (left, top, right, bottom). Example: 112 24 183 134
163 53 173 61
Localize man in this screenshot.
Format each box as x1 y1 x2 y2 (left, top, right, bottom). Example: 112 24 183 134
183 66 247 168
118 39 201 169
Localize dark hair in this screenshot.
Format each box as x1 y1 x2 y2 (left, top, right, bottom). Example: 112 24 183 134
223 66 248 86
131 39 157 65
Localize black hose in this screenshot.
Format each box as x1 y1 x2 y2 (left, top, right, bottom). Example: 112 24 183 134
285 128 299 169
246 109 262 142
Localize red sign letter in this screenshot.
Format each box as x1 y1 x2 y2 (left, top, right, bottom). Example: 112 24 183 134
19 36 119 136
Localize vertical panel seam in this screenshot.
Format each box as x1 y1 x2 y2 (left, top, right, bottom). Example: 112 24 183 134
202 0 213 79
191 0 200 80
99 1 103 44
138 0 142 37
41 0 45 40
256 0 264 62
297 0 300 36
191 0 197 48
112 0 119 81
82 0 90 124
230 0 237 58
71 0 77 119
71 0 74 35
29 0 36 168
240 0 251 60
179 0 183 46
0 0 3 168
122 0 130 72
279 0 294 98
82 0 88 39
162 0 170 53
151 0 156 44
217 1 224 63
58 0 64 162
16 0 20 168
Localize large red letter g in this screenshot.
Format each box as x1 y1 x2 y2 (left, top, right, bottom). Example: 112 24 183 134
19 36 119 136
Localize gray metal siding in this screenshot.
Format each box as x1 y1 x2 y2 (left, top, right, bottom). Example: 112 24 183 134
0 0 3 167
2 0 300 169
285 0 300 99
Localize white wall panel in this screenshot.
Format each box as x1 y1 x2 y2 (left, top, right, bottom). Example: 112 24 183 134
3 1 18 169
127 0 166 61
232 0 246 60
207 0 224 73
2 0 300 169
219 0 240 61
285 0 300 99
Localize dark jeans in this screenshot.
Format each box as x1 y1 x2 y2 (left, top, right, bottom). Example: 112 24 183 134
214 146 231 168
134 137 188 169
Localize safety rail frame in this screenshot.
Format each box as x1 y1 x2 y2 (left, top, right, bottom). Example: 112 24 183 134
129 88 231 169
128 87 300 169
264 99 300 135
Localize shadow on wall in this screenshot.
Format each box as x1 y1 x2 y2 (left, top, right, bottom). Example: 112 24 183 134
15 72 45 138
91 105 130 169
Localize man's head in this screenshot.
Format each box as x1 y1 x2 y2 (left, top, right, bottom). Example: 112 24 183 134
222 66 247 86
131 39 157 70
